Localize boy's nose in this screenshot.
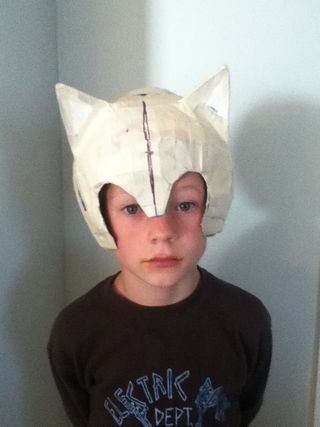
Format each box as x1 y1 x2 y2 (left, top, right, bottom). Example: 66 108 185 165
147 214 177 243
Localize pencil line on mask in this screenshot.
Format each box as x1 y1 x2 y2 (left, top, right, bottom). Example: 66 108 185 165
142 100 157 216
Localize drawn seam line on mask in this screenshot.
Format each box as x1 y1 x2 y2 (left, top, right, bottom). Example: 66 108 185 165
142 100 157 216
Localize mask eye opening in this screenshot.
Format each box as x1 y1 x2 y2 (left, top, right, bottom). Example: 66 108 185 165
98 184 117 243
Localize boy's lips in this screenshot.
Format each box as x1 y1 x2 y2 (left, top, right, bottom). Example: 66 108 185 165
143 256 182 268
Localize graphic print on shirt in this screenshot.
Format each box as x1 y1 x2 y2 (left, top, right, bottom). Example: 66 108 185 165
104 368 230 426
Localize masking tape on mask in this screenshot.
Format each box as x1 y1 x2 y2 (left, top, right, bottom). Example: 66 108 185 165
56 66 233 250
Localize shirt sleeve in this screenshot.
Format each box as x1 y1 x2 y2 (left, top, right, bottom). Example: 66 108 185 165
239 314 272 426
47 329 90 427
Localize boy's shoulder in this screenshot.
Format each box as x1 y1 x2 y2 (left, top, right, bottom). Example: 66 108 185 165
48 273 117 350
58 274 115 315
199 267 271 328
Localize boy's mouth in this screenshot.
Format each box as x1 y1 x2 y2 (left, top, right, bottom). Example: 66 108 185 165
144 256 182 268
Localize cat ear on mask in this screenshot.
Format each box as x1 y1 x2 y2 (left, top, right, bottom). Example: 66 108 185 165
55 83 109 155
182 66 230 142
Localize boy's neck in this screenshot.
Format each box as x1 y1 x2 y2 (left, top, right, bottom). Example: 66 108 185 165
113 268 200 307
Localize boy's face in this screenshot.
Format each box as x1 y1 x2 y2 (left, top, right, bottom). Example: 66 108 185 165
106 172 207 295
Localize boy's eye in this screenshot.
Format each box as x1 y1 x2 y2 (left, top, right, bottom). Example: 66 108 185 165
177 202 195 212
123 204 141 215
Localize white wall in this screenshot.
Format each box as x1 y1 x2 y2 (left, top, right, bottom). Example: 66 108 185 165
57 0 148 300
0 2 66 426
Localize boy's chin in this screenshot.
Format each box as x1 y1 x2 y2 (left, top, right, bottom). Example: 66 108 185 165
141 265 199 291
116 265 200 306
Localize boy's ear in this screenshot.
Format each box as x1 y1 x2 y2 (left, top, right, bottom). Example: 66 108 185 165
55 83 109 155
182 66 230 142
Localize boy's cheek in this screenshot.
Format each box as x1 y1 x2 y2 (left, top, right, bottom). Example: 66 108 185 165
114 231 140 251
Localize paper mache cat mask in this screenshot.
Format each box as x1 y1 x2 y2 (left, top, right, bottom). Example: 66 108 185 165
55 66 233 250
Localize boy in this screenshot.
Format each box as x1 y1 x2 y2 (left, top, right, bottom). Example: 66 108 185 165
48 67 272 426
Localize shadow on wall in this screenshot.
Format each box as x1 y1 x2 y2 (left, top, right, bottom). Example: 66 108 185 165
58 0 149 300
218 100 320 426
4 1 148 425
2 114 65 426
